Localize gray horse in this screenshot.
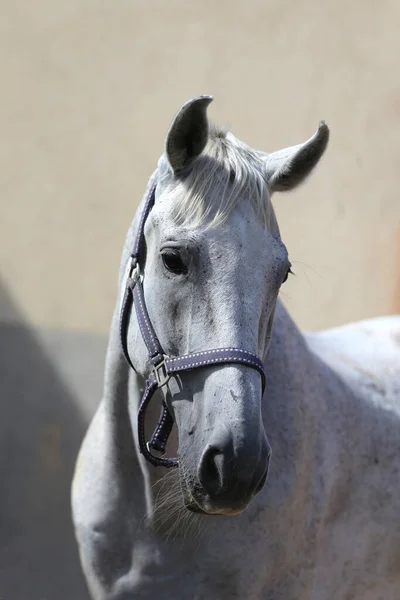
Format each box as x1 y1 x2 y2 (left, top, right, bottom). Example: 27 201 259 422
72 96 400 599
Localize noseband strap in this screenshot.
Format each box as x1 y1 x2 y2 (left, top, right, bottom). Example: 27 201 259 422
120 179 266 468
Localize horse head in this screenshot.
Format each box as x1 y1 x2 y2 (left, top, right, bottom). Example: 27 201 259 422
123 96 329 515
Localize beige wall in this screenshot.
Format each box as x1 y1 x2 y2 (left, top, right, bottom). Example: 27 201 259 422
1 0 400 334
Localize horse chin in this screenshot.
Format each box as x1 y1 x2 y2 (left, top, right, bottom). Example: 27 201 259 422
182 484 246 516
186 498 246 516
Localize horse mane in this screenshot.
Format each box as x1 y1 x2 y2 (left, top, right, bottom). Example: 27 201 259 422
159 123 278 231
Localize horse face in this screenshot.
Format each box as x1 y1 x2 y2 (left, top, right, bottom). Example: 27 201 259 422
124 97 328 514
136 188 288 514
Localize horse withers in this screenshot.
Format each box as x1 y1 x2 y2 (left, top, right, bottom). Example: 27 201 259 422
72 96 400 599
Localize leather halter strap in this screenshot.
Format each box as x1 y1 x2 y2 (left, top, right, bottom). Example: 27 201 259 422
120 179 266 468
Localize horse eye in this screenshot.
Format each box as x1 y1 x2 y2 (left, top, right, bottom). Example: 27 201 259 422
282 264 293 284
161 250 187 275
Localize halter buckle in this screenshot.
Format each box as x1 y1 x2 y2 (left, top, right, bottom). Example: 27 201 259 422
153 357 170 387
128 258 142 286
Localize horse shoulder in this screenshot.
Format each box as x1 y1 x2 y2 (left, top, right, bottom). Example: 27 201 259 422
71 398 145 599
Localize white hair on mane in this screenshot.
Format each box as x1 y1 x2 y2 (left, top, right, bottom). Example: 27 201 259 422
163 124 277 230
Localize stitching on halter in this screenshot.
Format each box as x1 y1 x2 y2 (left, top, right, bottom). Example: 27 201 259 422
135 285 159 355
176 348 260 360
168 357 263 370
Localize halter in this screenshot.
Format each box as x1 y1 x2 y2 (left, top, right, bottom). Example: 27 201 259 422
119 178 266 468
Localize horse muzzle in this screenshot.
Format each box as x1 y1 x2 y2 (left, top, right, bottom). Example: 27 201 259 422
182 427 271 515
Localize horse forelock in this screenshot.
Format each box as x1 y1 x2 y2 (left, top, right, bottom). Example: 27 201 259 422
158 123 278 232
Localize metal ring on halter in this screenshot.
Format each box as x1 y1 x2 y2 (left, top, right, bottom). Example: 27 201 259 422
146 441 166 457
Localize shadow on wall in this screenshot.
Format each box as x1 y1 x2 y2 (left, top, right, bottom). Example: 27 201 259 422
0 281 107 600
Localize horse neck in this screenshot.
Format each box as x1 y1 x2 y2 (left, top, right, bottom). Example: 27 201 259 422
264 300 343 510
262 301 323 477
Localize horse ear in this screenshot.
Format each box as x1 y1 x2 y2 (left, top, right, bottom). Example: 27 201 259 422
265 121 330 193
165 95 213 174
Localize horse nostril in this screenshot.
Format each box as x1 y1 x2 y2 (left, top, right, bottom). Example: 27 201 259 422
198 446 223 496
